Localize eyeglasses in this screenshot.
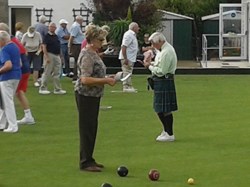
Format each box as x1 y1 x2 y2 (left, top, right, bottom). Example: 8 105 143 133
98 38 104 42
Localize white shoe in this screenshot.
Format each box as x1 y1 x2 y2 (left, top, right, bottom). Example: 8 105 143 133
3 127 18 133
17 117 35 125
156 131 175 142
123 87 137 93
34 82 40 87
54 89 66 95
39 89 51 95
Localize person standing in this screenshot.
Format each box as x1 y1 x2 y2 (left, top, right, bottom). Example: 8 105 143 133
75 24 116 172
68 15 84 82
34 15 48 79
142 32 178 142
0 31 22 133
56 19 70 76
21 26 43 87
15 22 25 42
0 22 35 125
118 22 140 92
39 22 66 95
34 15 48 41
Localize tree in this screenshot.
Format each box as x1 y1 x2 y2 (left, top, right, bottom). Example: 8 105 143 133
92 0 160 47
92 0 131 21
153 0 230 59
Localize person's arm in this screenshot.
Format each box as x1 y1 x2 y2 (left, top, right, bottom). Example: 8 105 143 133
63 34 70 40
68 35 74 55
42 44 50 63
78 51 116 87
142 45 154 53
80 76 116 86
0 61 12 74
148 51 173 76
121 45 129 64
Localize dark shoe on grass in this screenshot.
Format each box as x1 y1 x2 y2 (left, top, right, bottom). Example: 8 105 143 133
95 162 104 168
81 166 101 172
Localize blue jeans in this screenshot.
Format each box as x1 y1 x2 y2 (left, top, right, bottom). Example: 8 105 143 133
60 44 70 74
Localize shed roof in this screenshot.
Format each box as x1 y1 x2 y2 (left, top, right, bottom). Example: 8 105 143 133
158 10 194 20
202 10 241 21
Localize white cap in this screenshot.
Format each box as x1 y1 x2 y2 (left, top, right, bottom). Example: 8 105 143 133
27 26 35 37
59 19 68 24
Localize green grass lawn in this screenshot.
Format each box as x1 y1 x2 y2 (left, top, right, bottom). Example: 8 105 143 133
0 75 250 187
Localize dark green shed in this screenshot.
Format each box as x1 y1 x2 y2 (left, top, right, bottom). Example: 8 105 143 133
202 13 220 48
158 10 194 60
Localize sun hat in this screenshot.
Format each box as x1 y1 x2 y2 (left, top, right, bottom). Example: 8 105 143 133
59 19 68 24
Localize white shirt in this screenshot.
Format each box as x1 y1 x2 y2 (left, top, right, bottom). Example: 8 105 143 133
69 22 84 44
119 29 138 62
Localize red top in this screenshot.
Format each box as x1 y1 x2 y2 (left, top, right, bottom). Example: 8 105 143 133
11 36 26 54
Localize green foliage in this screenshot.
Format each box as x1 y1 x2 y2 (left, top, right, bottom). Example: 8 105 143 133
92 0 160 47
108 19 130 47
133 1 162 46
92 0 130 22
126 6 132 21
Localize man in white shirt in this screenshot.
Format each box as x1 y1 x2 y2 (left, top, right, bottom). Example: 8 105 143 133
119 22 140 92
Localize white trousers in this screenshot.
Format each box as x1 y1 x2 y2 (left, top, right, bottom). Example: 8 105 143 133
0 79 19 129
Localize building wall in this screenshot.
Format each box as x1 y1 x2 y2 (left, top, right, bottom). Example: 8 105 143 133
0 0 9 23
8 0 93 33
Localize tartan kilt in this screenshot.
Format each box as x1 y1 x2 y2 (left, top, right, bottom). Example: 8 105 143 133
153 77 178 113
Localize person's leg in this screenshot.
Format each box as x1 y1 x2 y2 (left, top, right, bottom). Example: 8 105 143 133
0 86 7 129
156 112 174 141
50 54 63 91
32 54 42 87
40 54 53 91
16 91 35 124
78 94 101 170
164 113 173 136
72 45 81 81
61 45 70 74
1 80 19 132
120 60 134 89
157 112 174 135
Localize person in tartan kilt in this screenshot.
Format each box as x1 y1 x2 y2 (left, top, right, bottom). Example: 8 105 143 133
142 32 178 142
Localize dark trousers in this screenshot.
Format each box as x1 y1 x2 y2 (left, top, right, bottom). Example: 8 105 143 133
75 92 101 169
60 44 70 74
71 44 81 80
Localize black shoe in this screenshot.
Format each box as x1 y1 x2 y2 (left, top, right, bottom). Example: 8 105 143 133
95 162 104 168
81 166 102 172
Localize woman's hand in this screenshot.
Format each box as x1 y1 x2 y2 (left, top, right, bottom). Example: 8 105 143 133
106 77 116 86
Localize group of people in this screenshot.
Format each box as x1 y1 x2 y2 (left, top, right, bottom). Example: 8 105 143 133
0 16 179 173
20 15 67 94
0 23 33 133
74 21 179 172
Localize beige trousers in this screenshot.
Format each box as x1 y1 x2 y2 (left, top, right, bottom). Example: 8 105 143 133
120 59 134 88
40 53 62 91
